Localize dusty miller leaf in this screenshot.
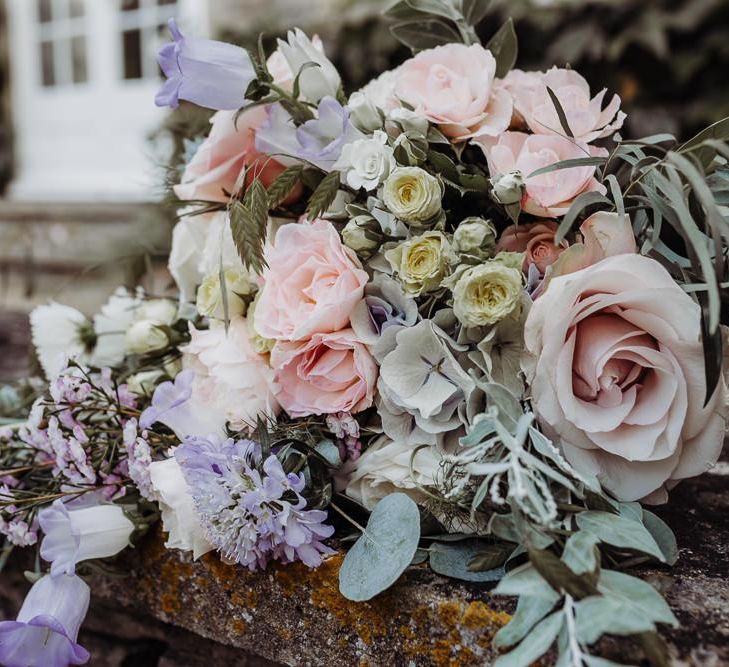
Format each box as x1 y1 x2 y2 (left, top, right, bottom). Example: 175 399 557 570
576 511 665 562
494 611 564 667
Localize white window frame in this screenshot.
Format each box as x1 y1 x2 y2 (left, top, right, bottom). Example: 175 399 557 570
36 0 89 88
118 0 178 81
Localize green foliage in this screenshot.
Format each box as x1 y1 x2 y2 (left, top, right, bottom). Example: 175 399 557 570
305 170 342 220
485 18 518 77
429 539 505 582
338 493 421 601
229 178 269 275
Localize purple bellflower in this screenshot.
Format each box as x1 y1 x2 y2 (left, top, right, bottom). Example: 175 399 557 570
255 97 363 171
0 574 90 667
156 19 256 110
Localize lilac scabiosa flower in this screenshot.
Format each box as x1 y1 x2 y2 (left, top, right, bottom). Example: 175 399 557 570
255 97 362 171
156 19 256 110
140 369 226 440
38 499 134 577
175 436 335 570
0 574 90 667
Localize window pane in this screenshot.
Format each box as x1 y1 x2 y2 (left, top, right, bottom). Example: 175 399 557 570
71 36 87 83
40 40 55 86
69 0 85 18
37 0 52 23
121 0 140 11
122 29 143 79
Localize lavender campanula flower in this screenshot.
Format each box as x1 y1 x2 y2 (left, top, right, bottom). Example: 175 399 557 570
255 97 363 171
155 19 256 110
38 499 134 577
0 574 90 667
175 435 335 570
140 369 226 440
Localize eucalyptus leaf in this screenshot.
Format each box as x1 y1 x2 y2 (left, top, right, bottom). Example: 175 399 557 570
576 511 665 562
338 493 421 601
528 157 607 179
679 116 729 168
641 510 678 566
555 191 612 243
493 562 559 601
494 611 564 667
561 531 600 575
468 542 514 572
430 540 506 582
546 86 574 138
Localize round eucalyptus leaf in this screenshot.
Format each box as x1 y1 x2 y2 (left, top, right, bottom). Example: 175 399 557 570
338 493 420 601
429 540 506 583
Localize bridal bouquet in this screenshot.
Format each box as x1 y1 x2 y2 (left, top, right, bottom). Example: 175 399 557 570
2 1 728 665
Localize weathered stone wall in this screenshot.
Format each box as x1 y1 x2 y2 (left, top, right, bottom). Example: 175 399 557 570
2 457 726 666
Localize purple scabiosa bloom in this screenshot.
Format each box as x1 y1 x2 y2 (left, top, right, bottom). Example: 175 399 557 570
140 369 226 440
175 436 335 570
156 19 256 110
0 574 90 667
255 97 363 171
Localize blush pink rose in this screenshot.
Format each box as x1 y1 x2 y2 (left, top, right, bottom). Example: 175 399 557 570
396 43 512 141
174 107 300 204
523 253 728 503
477 131 607 217
502 67 625 143
271 329 378 417
496 220 568 274
254 220 369 341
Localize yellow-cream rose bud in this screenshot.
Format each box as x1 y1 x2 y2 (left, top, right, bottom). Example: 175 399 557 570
453 217 497 258
382 166 443 225
451 262 524 327
135 299 178 326
385 230 455 296
196 269 252 320
342 217 381 256
125 320 169 355
246 291 275 355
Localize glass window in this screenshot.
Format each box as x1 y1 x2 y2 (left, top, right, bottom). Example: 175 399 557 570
118 0 177 80
36 0 88 88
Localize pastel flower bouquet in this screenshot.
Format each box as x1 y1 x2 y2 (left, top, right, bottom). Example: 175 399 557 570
2 1 729 665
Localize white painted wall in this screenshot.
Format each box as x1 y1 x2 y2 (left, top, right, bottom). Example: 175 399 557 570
6 0 211 203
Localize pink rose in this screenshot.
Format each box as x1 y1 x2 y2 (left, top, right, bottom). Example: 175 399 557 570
255 220 369 341
523 253 728 502
477 131 607 217
271 329 378 417
548 211 637 279
396 43 512 141
174 107 299 204
496 220 568 274
502 67 625 143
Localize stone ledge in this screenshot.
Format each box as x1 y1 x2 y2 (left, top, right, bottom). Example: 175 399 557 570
86 464 729 667
2 462 727 666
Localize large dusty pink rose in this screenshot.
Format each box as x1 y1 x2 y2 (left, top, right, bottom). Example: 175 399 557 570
174 107 299 203
496 220 568 274
523 253 728 503
477 131 607 217
395 43 512 141
502 67 625 143
254 220 369 341
271 329 377 417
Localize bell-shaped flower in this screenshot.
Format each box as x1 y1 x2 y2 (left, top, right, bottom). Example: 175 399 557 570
156 19 255 110
0 574 90 667
276 28 341 103
39 499 135 577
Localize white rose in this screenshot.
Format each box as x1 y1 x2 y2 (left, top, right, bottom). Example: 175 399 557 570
348 91 383 133
195 268 253 320
382 166 443 225
135 299 178 326
388 107 429 135
125 320 169 355
334 131 395 192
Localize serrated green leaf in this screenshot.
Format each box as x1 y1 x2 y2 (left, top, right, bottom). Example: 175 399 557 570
266 165 303 208
576 511 665 562
486 18 518 78
306 170 341 220
339 493 420 601
494 611 564 667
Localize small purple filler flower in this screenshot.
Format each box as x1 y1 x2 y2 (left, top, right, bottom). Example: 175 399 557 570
0 574 90 667
156 19 256 110
175 436 335 570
